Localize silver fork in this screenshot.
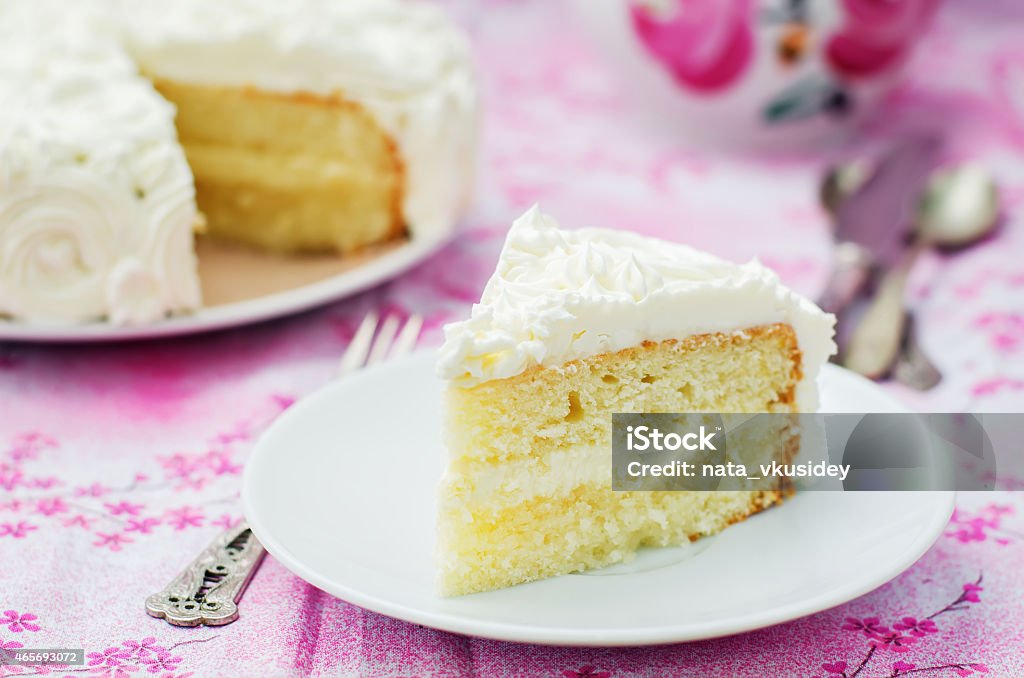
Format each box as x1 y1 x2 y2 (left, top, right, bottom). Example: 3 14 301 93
146 312 423 627
339 311 423 378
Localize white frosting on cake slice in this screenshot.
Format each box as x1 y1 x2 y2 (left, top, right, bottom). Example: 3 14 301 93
0 1 201 325
438 206 837 409
120 0 478 243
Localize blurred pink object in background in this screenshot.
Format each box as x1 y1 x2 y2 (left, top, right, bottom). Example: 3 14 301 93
574 0 940 148
630 0 754 91
826 0 940 78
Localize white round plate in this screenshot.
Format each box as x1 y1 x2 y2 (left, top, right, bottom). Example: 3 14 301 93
0 236 445 343
242 351 954 646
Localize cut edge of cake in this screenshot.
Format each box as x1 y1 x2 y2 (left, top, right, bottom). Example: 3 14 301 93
151 79 409 255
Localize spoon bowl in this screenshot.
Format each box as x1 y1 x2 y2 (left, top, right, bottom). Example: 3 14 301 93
916 163 1000 248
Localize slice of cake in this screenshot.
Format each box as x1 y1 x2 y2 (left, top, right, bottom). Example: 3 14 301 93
436 207 835 596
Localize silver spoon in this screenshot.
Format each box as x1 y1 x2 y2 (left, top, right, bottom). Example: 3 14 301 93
844 164 1000 380
819 158 938 389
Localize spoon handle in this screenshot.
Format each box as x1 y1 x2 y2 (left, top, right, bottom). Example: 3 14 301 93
818 242 873 315
843 244 923 379
893 311 942 390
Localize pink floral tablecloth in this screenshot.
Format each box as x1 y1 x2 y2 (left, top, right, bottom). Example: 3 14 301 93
2 1 1023 676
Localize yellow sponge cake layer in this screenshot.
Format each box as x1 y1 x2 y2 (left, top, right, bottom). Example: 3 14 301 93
154 79 405 255
437 324 801 596
445 324 801 464
440 483 790 598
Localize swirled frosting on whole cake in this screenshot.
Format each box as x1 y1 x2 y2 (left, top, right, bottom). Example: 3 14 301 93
438 207 836 409
0 0 476 325
0 1 201 325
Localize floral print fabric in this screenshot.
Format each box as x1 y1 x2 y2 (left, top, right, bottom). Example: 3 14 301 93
1 1 1023 676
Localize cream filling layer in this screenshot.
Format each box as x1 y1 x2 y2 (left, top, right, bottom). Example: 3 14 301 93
442 428 794 513
441 444 612 513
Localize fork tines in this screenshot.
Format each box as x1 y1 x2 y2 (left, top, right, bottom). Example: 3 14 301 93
339 312 423 377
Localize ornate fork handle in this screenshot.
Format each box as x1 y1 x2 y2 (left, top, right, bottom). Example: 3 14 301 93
147 313 422 627
146 522 266 627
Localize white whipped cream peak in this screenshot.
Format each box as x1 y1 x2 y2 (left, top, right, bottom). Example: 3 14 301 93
438 206 836 410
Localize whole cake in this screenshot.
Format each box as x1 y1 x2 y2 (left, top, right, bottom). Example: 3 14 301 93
436 207 836 596
0 0 477 325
